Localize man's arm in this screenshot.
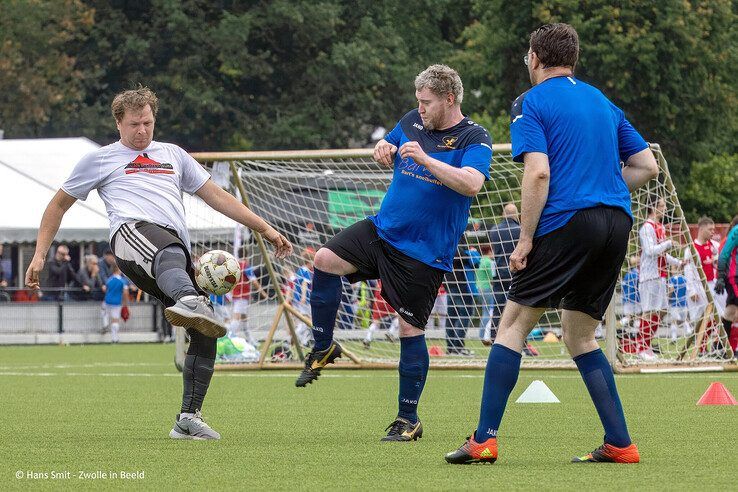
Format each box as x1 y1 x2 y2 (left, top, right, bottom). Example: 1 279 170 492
509 152 550 272
195 179 292 258
639 223 673 257
122 286 129 307
398 141 485 197
25 190 77 289
622 148 659 192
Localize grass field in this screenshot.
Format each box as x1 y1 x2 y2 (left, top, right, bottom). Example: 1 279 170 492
2 343 736 490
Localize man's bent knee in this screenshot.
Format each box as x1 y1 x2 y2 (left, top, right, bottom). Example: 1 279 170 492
313 248 357 276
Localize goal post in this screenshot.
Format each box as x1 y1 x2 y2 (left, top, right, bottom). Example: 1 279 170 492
174 144 736 373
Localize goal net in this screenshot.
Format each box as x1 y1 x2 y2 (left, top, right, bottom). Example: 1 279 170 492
177 144 735 372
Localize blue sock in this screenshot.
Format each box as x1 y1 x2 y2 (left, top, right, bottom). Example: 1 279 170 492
476 344 521 441
574 349 631 447
309 269 342 351
397 335 429 423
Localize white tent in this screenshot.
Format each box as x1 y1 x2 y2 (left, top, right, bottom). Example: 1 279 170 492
0 138 237 244
0 138 108 243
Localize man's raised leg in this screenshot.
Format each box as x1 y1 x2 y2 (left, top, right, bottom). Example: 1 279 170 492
445 301 544 463
296 247 356 387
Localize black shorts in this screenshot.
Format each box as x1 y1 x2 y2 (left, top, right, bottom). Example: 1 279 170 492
111 220 199 307
323 219 445 328
508 206 632 320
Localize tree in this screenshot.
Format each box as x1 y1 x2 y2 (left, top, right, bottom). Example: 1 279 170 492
0 0 93 136
680 154 738 223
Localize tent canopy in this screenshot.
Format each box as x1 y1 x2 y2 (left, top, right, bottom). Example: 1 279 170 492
0 138 237 244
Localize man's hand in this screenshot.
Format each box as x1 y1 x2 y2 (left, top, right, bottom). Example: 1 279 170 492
263 227 293 259
714 276 726 295
510 238 533 273
25 256 45 290
373 139 397 167
399 141 430 166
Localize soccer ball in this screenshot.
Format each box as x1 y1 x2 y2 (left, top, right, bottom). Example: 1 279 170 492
196 250 241 295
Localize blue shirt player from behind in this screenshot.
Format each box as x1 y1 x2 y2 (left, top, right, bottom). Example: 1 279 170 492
446 23 660 465
295 64 493 442
103 262 129 343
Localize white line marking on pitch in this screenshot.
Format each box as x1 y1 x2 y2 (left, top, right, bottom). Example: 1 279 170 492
0 371 736 380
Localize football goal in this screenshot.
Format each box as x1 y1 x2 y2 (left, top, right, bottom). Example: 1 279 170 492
175 144 736 373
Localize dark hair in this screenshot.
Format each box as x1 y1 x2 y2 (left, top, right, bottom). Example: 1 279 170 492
646 194 663 215
480 243 492 255
697 216 714 228
530 23 579 69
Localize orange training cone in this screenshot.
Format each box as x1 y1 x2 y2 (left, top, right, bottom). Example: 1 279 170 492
697 382 738 406
428 345 445 357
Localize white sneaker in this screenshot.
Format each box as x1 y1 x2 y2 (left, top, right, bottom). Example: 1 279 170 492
169 410 221 440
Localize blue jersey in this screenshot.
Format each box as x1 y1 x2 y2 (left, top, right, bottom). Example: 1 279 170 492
668 275 687 307
104 274 128 306
622 268 640 304
293 266 313 305
209 294 226 306
370 110 492 271
510 76 648 237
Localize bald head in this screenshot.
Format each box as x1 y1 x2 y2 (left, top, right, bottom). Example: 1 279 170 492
503 203 519 219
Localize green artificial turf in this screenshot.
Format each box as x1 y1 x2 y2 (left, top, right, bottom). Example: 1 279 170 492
1 343 736 490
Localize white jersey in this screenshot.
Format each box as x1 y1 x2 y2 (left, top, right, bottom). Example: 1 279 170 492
638 219 680 282
62 140 209 248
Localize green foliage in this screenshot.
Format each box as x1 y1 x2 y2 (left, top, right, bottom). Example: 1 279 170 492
681 154 738 223
0 0 735 218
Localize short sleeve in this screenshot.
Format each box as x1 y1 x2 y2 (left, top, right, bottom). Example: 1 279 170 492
176 146 210 194
61 151 102 200
384 122 403 147
461 128 493 179
616 109 649 162
510 92 547 163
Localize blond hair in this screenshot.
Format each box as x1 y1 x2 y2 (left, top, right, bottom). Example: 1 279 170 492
111 86 159 122
414 64 463 105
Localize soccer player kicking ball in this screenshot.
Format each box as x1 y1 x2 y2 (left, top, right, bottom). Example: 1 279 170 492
25 87 292 440
445 23 658 464
295 64 492 441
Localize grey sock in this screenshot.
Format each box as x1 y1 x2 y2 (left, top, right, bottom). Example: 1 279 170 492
154 245 197 301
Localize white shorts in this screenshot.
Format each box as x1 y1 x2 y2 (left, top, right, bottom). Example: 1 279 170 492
639 278 668 313
232 298 250 315
668 306 688 323
622 302 641 316
103 303 122 320
708 280 727 318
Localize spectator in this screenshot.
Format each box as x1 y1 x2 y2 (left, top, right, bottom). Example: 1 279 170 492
77 254 105 301
46 244 76 301
297 221 322 250
465 219 488 247
634 196 682 360
229 258 267 348
620 256 641 342
0 244 9 302
0 244 8 288
475 244 496 339
336 277 356 331
292 248 315 347
485 203 538 355
102 262 129 343
362 280 399 349
667 263 691 342
98 250 116 285
445 236 475 356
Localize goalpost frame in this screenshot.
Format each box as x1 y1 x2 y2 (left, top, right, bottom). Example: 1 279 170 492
189 144 737 373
